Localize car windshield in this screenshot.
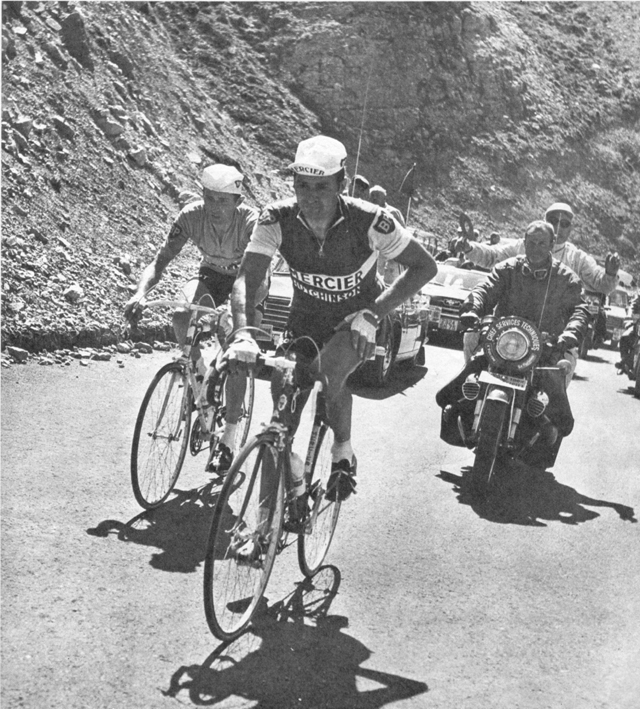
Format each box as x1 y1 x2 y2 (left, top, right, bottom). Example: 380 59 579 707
609 290 629 308
431 267 488 290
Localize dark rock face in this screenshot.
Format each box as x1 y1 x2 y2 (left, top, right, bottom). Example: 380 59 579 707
2 1 639 355
60 10 94 69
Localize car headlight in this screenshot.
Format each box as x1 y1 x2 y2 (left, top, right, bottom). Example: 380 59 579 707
495 328 529 361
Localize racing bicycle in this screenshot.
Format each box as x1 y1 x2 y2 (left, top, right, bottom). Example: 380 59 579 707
130 292 254 509
203 344 341 640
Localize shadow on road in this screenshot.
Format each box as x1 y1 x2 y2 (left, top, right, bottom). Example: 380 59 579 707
438 466 637 527
352 365 428 401
86 482 220 572
163 565 428 707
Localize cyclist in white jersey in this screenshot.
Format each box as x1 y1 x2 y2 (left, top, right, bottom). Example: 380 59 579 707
124 164 267 472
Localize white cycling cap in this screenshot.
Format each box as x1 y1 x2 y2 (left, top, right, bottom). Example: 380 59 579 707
289 135 347 177
545 202 574 218
201 164 244 194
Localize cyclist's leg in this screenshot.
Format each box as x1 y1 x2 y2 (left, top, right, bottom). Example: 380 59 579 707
311 330 363 501
312 330 362 443
172 277 211 349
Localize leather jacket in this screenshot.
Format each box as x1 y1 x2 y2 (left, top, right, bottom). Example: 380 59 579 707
465 255 590 344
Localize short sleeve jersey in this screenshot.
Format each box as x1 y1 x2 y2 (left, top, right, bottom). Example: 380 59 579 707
246 195 411 334
158 200 259 276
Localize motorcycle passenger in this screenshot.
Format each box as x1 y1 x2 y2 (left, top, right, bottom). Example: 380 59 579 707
228 135 437 503
455 202 619 361
124 164 268 472
437 220 590 467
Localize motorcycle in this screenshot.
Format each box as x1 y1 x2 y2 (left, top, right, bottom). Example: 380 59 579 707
578 290 606 359
616 313 640 399
437 315 573 497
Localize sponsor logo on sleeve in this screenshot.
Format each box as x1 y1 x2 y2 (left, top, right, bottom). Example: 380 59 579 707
168 223 183 242
373 213 394 235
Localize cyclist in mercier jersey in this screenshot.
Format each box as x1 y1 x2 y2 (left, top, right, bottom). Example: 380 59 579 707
227 135 437 502
124 163 268 473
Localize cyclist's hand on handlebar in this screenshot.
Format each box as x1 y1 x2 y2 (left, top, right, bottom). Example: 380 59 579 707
225 334 260 366
343 309 379 360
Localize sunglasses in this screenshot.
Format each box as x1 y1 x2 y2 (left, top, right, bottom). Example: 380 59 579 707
547 216 572 228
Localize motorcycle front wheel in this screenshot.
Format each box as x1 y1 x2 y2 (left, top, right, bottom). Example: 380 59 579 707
468 398 508 498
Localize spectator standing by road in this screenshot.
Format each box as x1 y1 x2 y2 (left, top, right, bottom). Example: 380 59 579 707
351 174 371 201
369 185 406 227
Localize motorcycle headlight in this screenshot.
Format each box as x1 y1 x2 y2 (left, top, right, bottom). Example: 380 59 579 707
495 328 529 361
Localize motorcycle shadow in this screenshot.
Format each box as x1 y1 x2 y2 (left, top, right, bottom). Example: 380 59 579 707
438 464 636 527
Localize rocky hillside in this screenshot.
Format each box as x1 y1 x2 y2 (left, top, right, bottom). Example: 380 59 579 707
2 1 639 357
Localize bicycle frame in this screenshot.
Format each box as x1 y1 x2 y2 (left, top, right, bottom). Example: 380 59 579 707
144 297 225 441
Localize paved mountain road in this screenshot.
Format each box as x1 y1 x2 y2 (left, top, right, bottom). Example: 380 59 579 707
2 342 638 709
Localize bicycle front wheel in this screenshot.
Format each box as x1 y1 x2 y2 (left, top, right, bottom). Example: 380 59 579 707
131 362 192 509
203 433 284 640
298 423 341 577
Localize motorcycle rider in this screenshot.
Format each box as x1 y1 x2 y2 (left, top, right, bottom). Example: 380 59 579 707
437 220 590 467
455 202 618 361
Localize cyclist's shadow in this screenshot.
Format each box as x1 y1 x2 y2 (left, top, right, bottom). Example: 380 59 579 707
164 565 428 707
438 465 637 527
86 482 222 573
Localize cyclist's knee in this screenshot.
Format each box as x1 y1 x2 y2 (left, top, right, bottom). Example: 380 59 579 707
317 331 360 390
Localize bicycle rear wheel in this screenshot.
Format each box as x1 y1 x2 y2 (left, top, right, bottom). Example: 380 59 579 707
298 422 341 577
203 433 284 640
131 362 192 509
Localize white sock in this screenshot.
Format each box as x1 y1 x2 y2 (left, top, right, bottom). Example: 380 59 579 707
220 423 238 448
331 440 354 464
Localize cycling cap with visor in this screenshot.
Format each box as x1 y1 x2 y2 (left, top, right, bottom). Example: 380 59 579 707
289 135 347 176
201 164 244 194
544 202 574 220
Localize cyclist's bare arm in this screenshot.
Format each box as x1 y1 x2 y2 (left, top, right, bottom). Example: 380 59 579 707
124 251 173 320
369 238 437 320
231 252 272 333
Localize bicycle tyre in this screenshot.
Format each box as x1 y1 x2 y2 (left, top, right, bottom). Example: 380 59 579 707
131 362 192 509
298 423 341 577
229 366 255 451
203 432 284 640
469 398 508 497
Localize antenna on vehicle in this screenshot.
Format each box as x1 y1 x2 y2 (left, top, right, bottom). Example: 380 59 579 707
399 163 416 225
351 60 375 196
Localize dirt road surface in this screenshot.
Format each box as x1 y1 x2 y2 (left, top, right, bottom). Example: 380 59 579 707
2 342 639 709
